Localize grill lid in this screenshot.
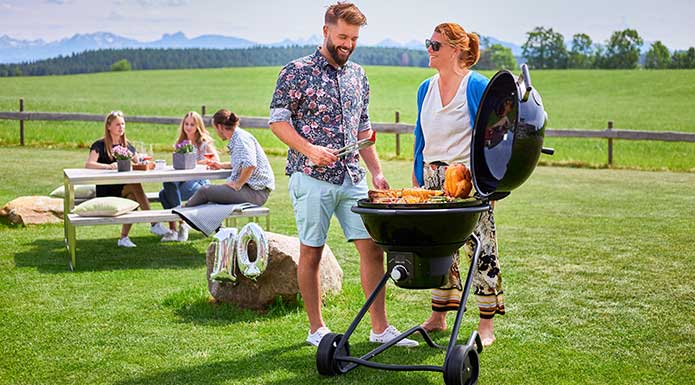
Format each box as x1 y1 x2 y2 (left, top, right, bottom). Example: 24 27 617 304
470 65 548 198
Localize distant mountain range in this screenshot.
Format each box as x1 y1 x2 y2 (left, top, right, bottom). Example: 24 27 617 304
0 31 523 64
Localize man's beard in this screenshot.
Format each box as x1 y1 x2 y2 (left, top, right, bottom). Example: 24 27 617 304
326 36 353 66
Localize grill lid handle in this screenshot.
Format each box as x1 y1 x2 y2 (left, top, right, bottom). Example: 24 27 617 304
521 63 532 89
519 63 533 102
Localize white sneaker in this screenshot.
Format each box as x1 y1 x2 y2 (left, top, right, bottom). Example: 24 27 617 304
370 325 419 347
150 223 169 236
177 223 189 242
117 236 136 248
160 231 179 242
306 326 331 347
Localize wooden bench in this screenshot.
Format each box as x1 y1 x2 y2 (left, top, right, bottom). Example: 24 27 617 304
65 207 270 270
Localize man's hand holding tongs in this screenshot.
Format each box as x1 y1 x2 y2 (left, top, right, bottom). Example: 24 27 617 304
306 144 338 167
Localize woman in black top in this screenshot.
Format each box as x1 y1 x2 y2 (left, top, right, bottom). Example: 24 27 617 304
85 111 170 247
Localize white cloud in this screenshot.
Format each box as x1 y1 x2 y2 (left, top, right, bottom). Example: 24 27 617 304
133 0 189 7
0 2 18 10
107 11 126 21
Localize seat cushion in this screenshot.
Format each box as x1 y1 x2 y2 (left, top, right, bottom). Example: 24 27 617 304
72 197 139 217
50 185 96 200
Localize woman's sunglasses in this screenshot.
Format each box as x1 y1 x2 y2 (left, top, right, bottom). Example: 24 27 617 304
425 39 442 52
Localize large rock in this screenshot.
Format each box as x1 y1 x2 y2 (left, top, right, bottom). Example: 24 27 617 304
0 196 64 225
205 231 343 310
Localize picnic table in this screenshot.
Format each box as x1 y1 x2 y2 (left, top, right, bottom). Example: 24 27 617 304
63 165 270 270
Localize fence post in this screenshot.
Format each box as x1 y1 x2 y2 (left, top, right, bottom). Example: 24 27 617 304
19 98 25 146
395 111 400 157
607 120 613 166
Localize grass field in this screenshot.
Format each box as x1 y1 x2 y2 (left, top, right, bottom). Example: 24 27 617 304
1 146 694 385
1 67 695 171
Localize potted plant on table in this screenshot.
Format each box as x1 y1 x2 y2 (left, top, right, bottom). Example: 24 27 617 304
173 140 196 170
113 145 133 172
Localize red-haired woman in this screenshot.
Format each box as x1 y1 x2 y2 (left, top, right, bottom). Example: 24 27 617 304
413 23 504 347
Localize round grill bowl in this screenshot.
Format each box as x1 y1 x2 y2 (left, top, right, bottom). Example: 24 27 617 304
352 199 490 259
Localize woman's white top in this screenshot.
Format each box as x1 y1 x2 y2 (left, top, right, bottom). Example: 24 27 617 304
421 72 472 167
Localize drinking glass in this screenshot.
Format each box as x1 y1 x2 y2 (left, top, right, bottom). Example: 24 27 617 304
203 153 216 169
135 141 146 164
143 144 153 163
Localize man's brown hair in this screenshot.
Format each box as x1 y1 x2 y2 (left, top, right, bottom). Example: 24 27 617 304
212 108 239 129
325 2 367 26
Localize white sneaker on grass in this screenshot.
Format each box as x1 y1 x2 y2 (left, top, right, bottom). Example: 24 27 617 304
160 231 179 243
369 325 419 347
117 236 136 248
306 326 331 347
150 223 169 236
177 223 189 242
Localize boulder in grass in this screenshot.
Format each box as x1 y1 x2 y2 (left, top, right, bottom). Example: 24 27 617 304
205 231 343 310
0 196 64 225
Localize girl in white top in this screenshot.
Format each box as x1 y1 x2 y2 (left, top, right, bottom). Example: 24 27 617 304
158 111 220 242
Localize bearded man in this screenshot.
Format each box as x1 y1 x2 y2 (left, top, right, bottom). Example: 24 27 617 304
269 2 417 348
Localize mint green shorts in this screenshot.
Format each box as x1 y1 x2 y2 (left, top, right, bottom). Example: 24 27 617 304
288 172 370 247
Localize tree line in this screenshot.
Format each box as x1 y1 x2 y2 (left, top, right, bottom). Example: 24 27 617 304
0 46 432 77
522 26 695 69
0 43 519 77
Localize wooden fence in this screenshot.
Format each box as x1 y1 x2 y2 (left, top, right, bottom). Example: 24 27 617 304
3 98 695 165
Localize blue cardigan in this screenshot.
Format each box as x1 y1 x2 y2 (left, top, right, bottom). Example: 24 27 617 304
413 71 489 186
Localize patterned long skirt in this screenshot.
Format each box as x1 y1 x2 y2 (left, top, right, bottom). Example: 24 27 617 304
423 163 505 319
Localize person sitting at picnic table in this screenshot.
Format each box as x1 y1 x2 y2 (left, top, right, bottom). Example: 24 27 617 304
185 109 274 207
158 111 220 242
84 110 170 248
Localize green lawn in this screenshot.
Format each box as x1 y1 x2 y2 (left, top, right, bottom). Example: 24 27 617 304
1 67 695 170
1 146 693 385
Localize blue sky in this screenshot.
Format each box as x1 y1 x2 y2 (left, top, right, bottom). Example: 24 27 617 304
1 0 694 50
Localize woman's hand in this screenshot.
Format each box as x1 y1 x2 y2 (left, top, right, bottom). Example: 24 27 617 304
207 160 222 170
225 181 240 191
85 150 117 170
411 172 421 188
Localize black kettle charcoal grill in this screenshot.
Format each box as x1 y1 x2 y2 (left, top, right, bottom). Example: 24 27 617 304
316 64 554 385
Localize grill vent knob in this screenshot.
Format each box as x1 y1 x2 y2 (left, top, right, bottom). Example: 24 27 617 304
390 265 408 282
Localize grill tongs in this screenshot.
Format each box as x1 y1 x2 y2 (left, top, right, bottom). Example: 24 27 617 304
335 137 375 158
